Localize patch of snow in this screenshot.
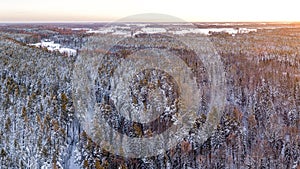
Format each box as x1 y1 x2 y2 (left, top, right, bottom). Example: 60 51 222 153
71 28 90 31
87 28 114 34
112 30 131 36
41 162 51 169
29 39 76 56
113 26 131 29
141 27 167 34
69 145 80 169
169 28 257 35
125 23 149 27
59 48 77 56
238 28 257 33
85 25 257 37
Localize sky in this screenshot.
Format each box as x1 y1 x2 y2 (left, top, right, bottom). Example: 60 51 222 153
0 0 299 22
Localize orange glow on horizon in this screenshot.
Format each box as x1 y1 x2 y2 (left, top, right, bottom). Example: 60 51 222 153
1 0 299 22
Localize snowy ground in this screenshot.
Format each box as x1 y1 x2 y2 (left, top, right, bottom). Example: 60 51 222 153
84 24 257 36
29 39 77 56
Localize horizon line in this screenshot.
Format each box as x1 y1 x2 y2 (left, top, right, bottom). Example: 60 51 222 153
1 21 300 24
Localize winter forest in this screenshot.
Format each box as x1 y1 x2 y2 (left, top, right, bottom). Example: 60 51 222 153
0 23 299 169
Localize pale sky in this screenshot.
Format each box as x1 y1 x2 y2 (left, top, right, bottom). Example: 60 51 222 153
0 0 299 22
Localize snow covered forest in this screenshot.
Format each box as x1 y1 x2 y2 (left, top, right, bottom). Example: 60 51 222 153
0 23 299 168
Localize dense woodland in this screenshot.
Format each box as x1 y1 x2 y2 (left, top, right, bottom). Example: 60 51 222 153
0 25 299 168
